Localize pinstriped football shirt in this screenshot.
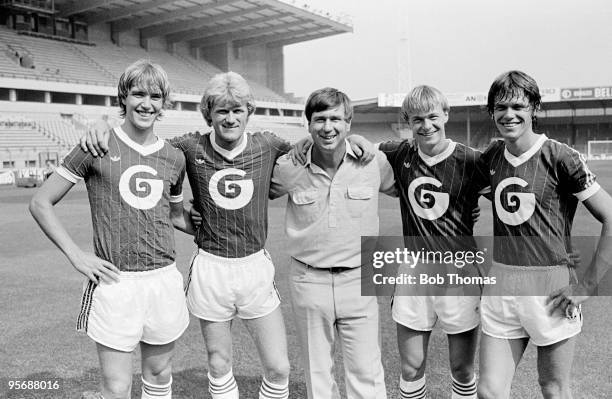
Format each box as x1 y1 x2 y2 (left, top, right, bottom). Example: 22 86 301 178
380 139 489 246
56 127 186 272
169 130 291 258
480 134 600 266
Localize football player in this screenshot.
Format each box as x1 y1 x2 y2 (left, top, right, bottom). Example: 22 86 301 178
379 85 488 399
30 60 193 399
477 70 612 399
174 72 292 399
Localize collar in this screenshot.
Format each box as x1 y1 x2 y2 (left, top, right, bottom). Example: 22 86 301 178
305 139 356 167
211 130 248 160
504 134 547 167
114 126 163 156
417 139 456 166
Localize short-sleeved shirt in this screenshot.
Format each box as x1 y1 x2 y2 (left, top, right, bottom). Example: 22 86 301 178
270 141 396 268
379 139 489 251
169 130 291 258
480 134 600 266
56 127 186 272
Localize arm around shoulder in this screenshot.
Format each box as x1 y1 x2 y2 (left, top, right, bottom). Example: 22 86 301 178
269 154 295 200
170 200 196 236
347 134 376 164
167 131 197 150
376 150 397 197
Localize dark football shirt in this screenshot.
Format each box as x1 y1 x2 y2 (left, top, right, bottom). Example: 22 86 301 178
169 131 291 258
480 135 599 266
380 139 489 252
57 127 186 271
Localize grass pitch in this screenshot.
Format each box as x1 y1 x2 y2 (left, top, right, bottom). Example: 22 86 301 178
1 161 611 398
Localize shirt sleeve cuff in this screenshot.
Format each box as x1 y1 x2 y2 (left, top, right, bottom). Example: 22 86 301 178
478 186 492 195
169 193 184 203
55 166 82 183
574 182 601 202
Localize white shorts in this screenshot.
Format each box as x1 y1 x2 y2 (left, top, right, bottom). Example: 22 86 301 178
77 264 189 352
481 262 583 346
185 248 281 322
392 294 480 334
391 260 480 334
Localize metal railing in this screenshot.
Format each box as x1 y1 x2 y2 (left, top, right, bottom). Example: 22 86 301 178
276 0 353 26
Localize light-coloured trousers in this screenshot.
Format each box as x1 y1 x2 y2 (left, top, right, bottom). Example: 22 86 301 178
289 258 387 399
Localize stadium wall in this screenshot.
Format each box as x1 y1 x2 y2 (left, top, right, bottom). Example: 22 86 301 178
0 148 61 170
172 42 192 58
353 113 401 123
352 118 612 153
88 23 111 44
0 100 115 117
228 43 284 95
0 76 303 117
111 28 141 47
266 46 284 95
141 35 169 52
229 44 266 84
197 43 228 70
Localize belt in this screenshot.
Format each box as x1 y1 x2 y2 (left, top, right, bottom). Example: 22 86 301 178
327 266 354 273
294 258 356 273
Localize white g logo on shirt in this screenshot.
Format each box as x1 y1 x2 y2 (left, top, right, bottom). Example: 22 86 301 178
494 177 536 226
408 177 449 220
119 165 164 210
209 168 254 210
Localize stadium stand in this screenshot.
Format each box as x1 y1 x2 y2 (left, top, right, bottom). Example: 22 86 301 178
0 0 353 171
351 123 400 143
0 117 64 150
1 43 40 80
79 42 287 101
248 122 309 143
0 27 111 85
37 118 82 147
0 25 290 101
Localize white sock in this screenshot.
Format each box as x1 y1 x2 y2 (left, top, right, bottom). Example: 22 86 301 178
141 376 172 399
208 369 239 399
259 376 289 399
451 375 477 399
400 375 427 399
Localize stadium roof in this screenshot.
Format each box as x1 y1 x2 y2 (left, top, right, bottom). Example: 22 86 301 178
51 0 352 48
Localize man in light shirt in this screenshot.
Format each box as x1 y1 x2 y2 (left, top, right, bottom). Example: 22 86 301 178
270 87 396 399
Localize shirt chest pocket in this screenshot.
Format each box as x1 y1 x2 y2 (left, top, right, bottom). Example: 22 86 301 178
346 186 373 218
291 190 322 223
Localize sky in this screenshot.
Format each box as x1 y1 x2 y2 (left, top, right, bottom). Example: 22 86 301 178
283 0 612 100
